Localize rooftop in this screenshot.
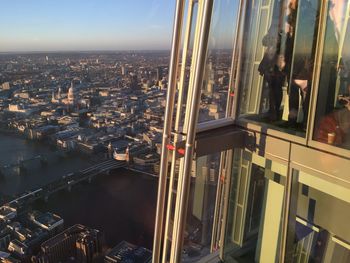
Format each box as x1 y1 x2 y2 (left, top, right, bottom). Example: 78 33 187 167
105 241 152 263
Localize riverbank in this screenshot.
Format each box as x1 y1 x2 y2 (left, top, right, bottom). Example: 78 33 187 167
33 168 158 250
0 130 159 251
0 132 95 197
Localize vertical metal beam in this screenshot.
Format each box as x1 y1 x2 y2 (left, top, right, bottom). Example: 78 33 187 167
211 0 245 254
161 0 195 261
152 0 185 262
231 0 248 120
170 0 214 261
170 0 204 260
225 0 244 119
218 149 235 260
306 0 329 146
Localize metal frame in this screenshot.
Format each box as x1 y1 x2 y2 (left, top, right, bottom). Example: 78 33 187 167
161 0 197 261
152 0 185 262
218 149 234 260
216 0 350 261
280 146 293 263
231 0 248 121
168 0 204 262
231 0 350 156
210 150 229 252
233 0 310 146
307 0 350 160
170 0 215 261
218 138 290 261
155 0 350 261
226 0 245 120
282 153 350 262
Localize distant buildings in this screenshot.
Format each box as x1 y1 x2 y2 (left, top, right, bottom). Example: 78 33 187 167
0 207 64 262
0 207 17 222
34 224 102 263
7 104 34 115
121 65 128 76
27 211 64 236
0 52 174 174
156 66 163 81
104 241 152 263
1 83 10 91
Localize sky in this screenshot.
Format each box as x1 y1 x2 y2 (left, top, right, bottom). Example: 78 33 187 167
0 0 176 52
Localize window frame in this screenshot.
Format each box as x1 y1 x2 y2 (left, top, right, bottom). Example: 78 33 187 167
307 0 350 159
229 0 350 160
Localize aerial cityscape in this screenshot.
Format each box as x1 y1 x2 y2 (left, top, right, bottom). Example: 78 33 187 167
2 0 350 262
0 49 231 262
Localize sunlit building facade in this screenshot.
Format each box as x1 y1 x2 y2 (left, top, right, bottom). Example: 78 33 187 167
153 0 350 262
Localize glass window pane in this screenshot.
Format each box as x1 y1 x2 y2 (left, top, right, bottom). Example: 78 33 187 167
313 1 350 150
224 150 286 262
175 1 198 133
238 0 321 136
286 170 350 263
182 152 221 262
198 0 240 123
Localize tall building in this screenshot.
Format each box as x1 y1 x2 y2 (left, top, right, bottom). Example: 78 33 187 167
156 67 163 81
34 224 102 263
67 82 75 105
121 66 128 76
76 230 102 263
152 0 350 262
130 73 139 90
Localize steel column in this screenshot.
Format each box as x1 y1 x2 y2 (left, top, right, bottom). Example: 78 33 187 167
170 0 214 261
161 0 196 261
152 0 185 262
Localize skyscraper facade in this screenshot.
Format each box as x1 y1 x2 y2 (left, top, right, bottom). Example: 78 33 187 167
153 0 350 262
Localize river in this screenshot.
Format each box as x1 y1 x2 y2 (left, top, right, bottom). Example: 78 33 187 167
0 133 157 249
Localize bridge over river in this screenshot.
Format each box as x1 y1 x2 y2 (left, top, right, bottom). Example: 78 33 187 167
3 159 126 207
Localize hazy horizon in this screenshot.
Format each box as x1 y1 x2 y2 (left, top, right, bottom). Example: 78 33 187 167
0 49 172 54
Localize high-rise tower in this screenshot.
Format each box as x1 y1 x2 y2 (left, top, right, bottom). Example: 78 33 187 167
68 82 75 105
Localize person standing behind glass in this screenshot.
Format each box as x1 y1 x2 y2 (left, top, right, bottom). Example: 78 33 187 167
258 24 286 121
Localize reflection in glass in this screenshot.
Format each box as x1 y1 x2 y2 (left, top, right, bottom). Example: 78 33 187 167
182 153 221 262
238 0 320 135
314 0 350 150
224 150 286 262
286 170 350 263
198 0 240 123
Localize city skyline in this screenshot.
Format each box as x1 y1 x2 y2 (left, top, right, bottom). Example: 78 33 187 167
0 0 175 52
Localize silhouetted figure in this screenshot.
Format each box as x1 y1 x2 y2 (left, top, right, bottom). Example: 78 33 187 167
258 25 286 121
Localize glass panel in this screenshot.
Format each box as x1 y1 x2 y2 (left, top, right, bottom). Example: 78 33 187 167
313 0 350 150
175 1 198 133
238 0 321 136
197 0 240 123
223 150 287 262
182 152 221 262
286 170 350 263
